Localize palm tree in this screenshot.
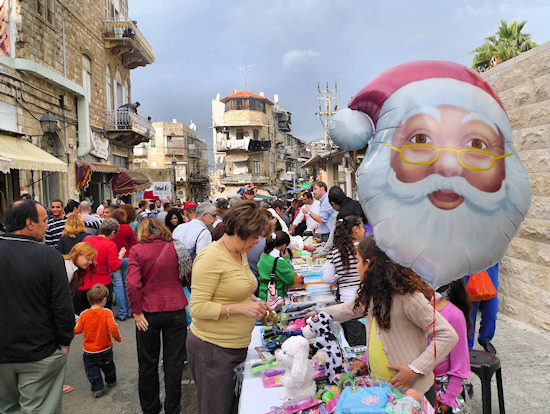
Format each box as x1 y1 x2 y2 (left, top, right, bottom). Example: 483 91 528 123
471 19 538 72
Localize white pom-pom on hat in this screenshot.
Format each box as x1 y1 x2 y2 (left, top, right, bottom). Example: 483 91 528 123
329 108 374 151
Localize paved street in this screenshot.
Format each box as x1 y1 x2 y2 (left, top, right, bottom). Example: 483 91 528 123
61 312 550 413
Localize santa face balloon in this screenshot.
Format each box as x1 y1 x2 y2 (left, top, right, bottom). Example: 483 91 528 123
330 61 531 288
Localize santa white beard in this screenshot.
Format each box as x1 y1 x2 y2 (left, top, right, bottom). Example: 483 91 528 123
357 147 530 288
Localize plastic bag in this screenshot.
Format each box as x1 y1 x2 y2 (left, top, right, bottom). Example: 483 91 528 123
465 271 497 302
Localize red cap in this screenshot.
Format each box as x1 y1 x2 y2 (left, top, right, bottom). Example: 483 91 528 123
183 201 198 210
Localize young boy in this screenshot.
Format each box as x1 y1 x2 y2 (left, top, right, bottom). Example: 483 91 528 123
74 284 122 398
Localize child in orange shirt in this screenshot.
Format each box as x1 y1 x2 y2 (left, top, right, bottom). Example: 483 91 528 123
74 284 122 398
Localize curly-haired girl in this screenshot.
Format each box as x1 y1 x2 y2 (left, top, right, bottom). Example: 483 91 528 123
322 215 365 345
322 236 458 405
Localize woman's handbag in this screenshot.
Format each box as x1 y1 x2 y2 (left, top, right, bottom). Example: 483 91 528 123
266 258 285 310
172 239 192 287
466 270 497 302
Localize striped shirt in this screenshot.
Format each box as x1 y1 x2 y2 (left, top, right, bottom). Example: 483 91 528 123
323 248 361 302
45 216 67 248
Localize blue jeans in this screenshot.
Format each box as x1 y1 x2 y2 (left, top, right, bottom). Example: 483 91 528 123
465 263 499 348
83 349 116 391
112 257 131 318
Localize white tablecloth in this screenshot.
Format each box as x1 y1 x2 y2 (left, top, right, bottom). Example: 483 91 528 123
238 326 284 414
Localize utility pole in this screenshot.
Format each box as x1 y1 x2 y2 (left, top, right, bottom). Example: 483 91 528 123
239 64 256 90
316 82 339 150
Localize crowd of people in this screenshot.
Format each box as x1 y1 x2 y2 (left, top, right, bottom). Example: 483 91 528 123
0 181 497 414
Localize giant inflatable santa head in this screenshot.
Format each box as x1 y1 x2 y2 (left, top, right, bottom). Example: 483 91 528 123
330 61 531 288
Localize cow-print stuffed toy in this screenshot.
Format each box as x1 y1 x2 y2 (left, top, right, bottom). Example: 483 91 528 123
302 311 346 381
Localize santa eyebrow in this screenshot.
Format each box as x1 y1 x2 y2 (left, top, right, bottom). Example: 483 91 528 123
401 106 441 124
462 113 498 134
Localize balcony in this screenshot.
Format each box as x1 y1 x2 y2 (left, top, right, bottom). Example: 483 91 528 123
102 18 155 69
105 109 155 147
278 120 291 132
133 146 148 157
216 139 271 152
187 172 209 183
220 173 269 184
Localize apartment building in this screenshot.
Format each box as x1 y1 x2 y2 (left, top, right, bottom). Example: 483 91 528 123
211 90 309 197
134 120 210 202
0 0 154 208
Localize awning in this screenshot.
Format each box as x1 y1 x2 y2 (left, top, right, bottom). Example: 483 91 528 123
111 169 151 196
0 155 12 174
0 135 67 173
76 161 121 192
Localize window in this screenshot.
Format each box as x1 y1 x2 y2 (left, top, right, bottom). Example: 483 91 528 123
249 99 266 113
113 155 128 169
254 161 260 174
150 137 155 147
36 0 54 24
253 129 259 140
236 129 244 140
82 56 92 102
106 67 112 110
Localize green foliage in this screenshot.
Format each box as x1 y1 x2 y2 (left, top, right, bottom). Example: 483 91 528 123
471 19 538 72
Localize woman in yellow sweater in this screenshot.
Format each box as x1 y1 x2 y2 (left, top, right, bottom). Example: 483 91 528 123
187 200 271 414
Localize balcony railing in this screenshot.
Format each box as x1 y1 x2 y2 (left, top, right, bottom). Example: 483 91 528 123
106 109 155 139
102 18 155 69
220 173 269 184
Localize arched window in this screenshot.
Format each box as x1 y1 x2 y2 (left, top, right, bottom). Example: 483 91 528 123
114 70 123 108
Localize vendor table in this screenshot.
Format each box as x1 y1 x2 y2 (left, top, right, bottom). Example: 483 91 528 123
238 326 284 414
238 323 350 414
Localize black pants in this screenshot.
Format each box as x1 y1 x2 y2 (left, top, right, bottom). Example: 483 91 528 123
136 309 187 414
342 318 367 346
73 283 114 315
83 349 116 391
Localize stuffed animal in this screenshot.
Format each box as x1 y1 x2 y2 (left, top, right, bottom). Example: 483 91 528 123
302 311 346 381
275 336 316 400
386 389 421 413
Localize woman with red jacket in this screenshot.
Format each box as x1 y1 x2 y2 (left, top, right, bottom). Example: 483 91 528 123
111 208 137 320
73 218 124 314
127 217 191 414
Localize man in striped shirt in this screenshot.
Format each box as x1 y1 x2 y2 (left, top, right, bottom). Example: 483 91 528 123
45 199 66 248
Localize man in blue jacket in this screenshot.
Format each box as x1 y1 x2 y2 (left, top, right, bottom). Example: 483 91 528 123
0 200 75 413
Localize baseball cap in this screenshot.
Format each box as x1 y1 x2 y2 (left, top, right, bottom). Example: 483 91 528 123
183 201 198 210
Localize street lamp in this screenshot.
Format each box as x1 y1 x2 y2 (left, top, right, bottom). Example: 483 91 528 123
39 112 58 134
171 157 177 203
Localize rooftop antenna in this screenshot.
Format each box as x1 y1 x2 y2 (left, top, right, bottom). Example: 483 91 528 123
239 64 256 90
316 81 339 150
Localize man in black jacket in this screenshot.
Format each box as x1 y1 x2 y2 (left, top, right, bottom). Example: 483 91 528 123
0 200 75 413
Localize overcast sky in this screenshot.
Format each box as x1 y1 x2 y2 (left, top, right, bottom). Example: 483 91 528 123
129 0 550 163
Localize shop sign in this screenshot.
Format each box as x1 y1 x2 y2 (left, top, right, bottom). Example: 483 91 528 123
90 132 109 160
152 181 172 201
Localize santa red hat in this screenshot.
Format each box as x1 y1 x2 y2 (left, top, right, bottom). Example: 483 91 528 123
330 61 511 151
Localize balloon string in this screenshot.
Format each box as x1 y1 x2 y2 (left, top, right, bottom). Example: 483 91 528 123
432 291 437 413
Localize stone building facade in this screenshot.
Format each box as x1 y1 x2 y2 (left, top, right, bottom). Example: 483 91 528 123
0 0 154 210
134 120 210 202
481 41 550 329
212 90 310 197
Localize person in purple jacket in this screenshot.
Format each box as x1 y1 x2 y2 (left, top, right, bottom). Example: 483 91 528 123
433 280 472 413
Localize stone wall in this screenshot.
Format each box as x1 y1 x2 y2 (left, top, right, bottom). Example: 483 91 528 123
481 41 550 330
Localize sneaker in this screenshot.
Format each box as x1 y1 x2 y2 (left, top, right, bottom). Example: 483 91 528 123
478 340 497 355
115 315 126 321
62 384 73 394
93 390 103 398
